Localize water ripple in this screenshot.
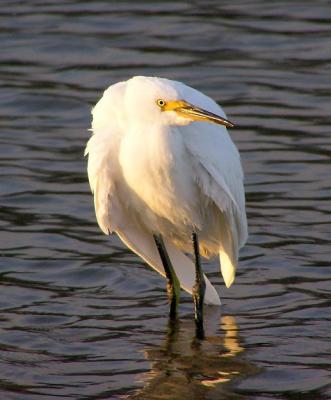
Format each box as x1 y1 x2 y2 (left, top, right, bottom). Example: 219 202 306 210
0 0 330 399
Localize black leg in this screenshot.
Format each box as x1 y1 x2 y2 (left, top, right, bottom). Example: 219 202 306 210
153 234 180 320
192 232 206 339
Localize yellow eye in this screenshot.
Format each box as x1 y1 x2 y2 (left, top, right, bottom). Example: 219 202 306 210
156 99 166 107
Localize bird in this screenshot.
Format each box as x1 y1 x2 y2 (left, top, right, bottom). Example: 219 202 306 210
85 76 248 336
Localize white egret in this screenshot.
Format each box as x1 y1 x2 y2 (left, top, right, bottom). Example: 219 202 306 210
85 76 248 334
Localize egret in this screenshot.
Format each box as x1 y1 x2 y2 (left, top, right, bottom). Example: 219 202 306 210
85 76 248 335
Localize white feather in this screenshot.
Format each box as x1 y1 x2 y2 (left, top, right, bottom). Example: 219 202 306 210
85 76 248 304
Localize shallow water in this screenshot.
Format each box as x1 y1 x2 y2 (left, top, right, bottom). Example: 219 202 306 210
0 1 330 399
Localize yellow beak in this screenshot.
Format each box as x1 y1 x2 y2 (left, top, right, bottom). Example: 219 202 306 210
164 100 234 128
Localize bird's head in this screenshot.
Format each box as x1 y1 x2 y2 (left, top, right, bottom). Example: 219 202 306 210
125 76 234 129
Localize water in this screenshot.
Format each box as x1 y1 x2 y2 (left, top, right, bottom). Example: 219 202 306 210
0 1 330 398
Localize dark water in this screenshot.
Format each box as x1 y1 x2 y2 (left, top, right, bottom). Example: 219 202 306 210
0 1 330 399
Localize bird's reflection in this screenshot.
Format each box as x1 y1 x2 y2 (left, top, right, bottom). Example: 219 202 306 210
132 307 255 399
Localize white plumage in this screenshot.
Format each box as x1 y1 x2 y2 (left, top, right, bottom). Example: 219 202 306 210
85 76 248 305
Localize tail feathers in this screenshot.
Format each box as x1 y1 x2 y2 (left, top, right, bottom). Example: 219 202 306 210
219 250 236 288
218 215 239 288
116 225 221 306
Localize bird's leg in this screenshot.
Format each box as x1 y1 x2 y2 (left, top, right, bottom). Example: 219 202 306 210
192 232 206 339
153 234 180 320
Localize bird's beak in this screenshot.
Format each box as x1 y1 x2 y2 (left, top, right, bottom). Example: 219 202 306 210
164 100 234 128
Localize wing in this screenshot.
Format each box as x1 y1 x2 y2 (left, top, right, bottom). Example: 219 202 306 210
183 105 248 288
85 81 128 234
85 82 221 305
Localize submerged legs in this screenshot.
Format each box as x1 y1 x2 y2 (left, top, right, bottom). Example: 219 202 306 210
192 232 206 338
153 234 180 320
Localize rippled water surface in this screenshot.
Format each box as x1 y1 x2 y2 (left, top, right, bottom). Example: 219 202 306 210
1 1 330 399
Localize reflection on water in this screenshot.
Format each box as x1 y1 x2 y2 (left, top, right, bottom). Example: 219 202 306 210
0 0 331 399
133 312 254 400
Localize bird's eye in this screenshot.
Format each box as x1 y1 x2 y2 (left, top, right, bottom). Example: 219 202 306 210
156 99 166 107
